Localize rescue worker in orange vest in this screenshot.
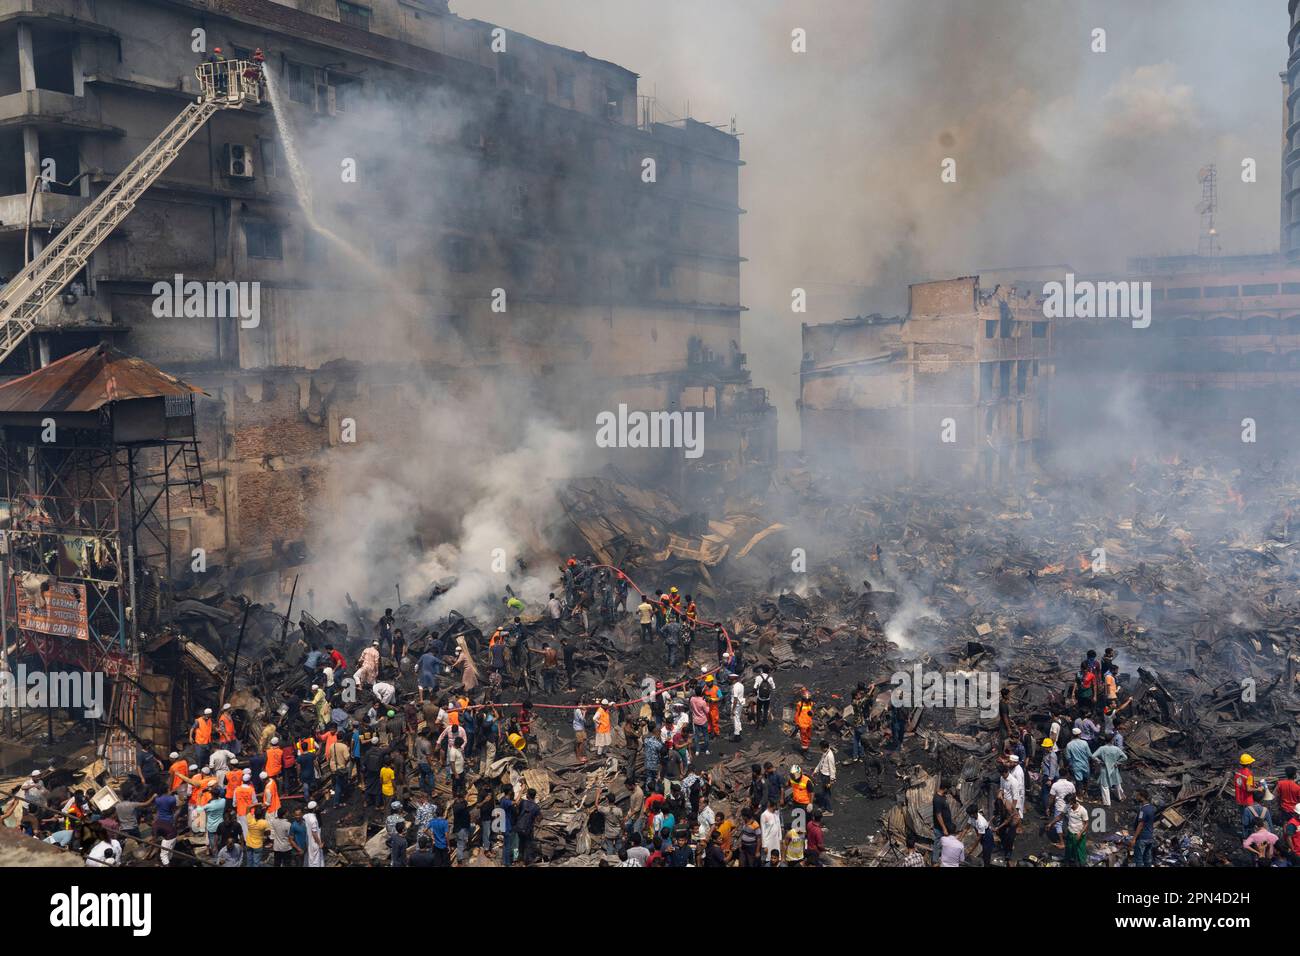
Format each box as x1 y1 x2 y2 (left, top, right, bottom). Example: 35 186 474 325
668 586 681 616
260 770 281 818
685 597 698 635
265 737 283 778
593 700 613 757
234 772 257 839
191 707 214 767
217 703 238 755
167 751 188 792
704 673 722 737
187 766 213 832
224 761 243 799
794 689 815 755
789 765 813 811
1235 753 1265 839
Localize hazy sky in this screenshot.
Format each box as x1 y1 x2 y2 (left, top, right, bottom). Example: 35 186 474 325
456 0 1289 446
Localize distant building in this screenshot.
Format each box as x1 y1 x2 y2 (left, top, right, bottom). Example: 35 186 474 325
799 276 1051 484
1054 254 1300 448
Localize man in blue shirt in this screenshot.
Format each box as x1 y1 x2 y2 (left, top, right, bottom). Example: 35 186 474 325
418 649 440 702
289 808 308 864
1130 789 1156 867
427 803 451 867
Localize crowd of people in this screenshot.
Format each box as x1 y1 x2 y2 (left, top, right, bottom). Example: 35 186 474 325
6 561 1297 869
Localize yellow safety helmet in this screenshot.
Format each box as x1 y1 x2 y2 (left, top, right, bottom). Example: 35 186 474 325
1041 738 1054 749
1240 753 1255 766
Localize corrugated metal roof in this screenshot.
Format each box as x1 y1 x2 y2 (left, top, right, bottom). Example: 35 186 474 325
0 345 204 413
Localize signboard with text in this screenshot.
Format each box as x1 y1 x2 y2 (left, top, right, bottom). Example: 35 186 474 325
13 576 89 641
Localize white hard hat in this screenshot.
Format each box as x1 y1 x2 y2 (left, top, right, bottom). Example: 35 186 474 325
169 751 180 759
222 703 232 711
311 684 319 690
203 708 213 715
270 737 279 745
307 801 318 810
30 770 40 777
188 763 198 770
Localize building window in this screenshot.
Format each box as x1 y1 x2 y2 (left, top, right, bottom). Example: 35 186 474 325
244 221 283 259
286 63 313 105
259 138 278 178
1281 282 1300 294
1243 283 1280 296
338 1 371 30
984 319 997 339
1202 285 1239 298
555 70 575 104
1167 286 1201 299
657 261 674 288
1031 321 1047 338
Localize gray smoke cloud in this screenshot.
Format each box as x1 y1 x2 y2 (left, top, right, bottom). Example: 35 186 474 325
261 67 595 623
456 0 1285 448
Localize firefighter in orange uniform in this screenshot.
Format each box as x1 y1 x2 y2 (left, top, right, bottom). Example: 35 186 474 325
261 770 281 818
190 707 214 767
263 737 282 778
217 703 238 755
794 689 815 755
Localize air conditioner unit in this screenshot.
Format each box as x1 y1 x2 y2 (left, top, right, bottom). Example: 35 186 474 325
225 143 255 179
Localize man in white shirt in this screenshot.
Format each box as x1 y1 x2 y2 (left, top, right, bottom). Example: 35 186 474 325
1000 756 1026 816
1047 776 1076 848
814 740 838 814
372 680 397 707
728 674 746 741
696 800 716 842
86 837 122 867
760 800 783 859
938 832 965 867
208 747 235 774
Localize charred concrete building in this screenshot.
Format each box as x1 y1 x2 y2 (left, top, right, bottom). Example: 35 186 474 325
799 276 1051 485
0 0 773 595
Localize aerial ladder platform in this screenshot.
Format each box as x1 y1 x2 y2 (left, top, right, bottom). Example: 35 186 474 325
0 59 262 365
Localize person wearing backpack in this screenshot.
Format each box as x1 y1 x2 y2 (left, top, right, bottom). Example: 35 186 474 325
753 667 775 728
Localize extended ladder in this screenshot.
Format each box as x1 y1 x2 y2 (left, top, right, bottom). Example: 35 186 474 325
0 60 261 365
